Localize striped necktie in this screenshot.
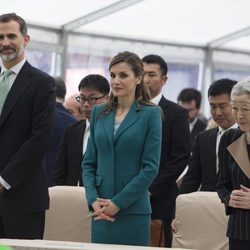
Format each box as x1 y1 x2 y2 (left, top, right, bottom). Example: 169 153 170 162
0 70 12 113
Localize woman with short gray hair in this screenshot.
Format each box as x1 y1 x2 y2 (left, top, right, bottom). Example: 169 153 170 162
217 76 250 250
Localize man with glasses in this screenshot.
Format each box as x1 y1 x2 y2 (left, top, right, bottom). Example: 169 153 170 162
53 74 110 186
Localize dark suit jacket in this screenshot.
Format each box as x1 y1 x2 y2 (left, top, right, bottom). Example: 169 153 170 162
149 96 190 220
216 128 250 240
46 102 76 186
53 120 86 186
179 127 218 194
190 118 207 151
0 61 55 213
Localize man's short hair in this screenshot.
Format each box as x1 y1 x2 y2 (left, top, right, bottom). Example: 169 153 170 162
0 13 27 36
142 54 168 76
78 74 110 95
208 78 237 98
177 88 202 109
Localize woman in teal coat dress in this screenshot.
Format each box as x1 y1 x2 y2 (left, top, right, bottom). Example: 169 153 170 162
82 51 162 246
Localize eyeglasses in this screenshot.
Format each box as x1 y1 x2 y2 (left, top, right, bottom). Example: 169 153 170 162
75 94 106 105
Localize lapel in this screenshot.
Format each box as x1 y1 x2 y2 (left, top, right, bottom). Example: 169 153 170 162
158 96 168 110
114 102 140 143
191 120 201 137
76 120 86 154
101 110 115 147
0 62 32 127
208 128 218 178
73 120 86 160
227 133 250 178
209 127 218 156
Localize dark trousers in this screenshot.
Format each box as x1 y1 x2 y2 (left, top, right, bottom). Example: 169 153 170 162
163 218 173 247
151 199 175 247
0 211 45 239
229 238 250 250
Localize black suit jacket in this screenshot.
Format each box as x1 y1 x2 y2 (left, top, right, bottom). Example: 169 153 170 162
190 118 207 151
179 127 218 194
216 128 250 240
149 96 190 220
0 61 55 213
53 120 86 186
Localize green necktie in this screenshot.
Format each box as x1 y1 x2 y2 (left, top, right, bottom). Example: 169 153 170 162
0 69 12 114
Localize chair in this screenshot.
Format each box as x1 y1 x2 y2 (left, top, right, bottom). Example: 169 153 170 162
172 192 228 250
44 186 91 242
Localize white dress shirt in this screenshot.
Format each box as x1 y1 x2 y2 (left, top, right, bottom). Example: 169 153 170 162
82 119 90 156
151 92 162 105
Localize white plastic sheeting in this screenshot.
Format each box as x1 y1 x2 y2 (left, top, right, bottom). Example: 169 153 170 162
1 0 250 51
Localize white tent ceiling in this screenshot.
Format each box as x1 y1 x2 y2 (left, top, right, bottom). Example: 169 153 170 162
2 0 250 52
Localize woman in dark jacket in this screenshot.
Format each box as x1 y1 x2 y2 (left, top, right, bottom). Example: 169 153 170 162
217 76 250 250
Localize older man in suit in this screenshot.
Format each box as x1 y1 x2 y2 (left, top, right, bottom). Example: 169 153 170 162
142 54 191 247
0 13 55 239
64 94 82 121
53 74 110 186
179 78 238 194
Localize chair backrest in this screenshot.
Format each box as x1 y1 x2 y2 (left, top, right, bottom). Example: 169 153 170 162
172 192 228 250
44 186 91 242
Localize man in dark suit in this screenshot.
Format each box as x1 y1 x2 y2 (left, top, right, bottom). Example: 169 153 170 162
53 74 110 186
142 55 191 247
0 13 55 239
177 88 207 150
45 77 76 186
179 78 237 194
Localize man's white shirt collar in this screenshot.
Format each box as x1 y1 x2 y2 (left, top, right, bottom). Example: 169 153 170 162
189 117 198 132
218 123 238 134
151 93 162 105
1 58 26 75
1 59 26 89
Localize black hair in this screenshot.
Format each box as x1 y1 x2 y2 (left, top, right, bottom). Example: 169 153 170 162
208 78 237 97
78 74 110 95
177 88 202 109
142 54 168 75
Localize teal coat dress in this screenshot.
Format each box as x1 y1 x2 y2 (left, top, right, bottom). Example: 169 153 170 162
82 102 162 246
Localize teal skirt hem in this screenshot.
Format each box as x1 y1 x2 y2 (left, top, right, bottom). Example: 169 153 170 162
91 213 150 246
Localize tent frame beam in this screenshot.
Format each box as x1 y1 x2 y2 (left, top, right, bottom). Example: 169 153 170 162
207 26 250 49
27 23 250 89
62 0 144 32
